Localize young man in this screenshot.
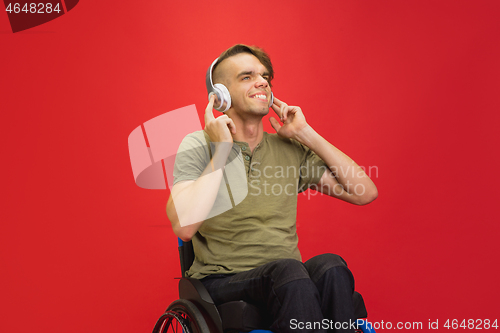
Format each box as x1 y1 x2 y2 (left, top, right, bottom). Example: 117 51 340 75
167 44 378 333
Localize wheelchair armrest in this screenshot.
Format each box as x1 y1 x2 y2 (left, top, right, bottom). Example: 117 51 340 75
178 277 224 333
353 291 368 319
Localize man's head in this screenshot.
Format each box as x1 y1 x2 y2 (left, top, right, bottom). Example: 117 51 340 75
212 44 274 88
208 44 274 116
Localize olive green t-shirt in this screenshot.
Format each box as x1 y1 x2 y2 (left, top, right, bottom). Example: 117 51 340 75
172 130 328 279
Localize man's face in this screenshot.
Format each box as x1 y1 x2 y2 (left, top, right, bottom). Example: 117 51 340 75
215 53 272 117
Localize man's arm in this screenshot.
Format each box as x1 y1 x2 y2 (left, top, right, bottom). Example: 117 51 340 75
167 95 236 241
269 97 378 205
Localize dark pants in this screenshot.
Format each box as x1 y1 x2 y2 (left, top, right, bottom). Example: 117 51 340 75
200 253 356 333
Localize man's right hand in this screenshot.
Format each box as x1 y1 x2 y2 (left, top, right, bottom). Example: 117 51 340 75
204 94 236 143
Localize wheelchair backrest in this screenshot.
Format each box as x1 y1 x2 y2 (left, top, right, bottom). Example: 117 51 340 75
178 238 195 278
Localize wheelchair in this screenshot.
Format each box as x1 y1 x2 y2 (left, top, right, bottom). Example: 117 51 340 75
152 239 376 333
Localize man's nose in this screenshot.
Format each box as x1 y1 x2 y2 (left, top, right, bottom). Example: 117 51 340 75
255 75 269 88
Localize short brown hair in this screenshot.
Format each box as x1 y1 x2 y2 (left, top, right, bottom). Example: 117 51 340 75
213 44 274 87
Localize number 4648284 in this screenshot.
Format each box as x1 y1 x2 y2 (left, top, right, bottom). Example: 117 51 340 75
5 3 61 14
444 319 498 329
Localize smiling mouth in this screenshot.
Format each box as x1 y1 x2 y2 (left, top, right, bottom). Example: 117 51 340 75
251 94 267 101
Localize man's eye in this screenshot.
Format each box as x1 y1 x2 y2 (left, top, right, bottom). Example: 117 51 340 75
243 76 250 80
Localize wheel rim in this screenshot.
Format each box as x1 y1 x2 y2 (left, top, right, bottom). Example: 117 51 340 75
155 311 189 333
155 310 202 333
153 299 209 333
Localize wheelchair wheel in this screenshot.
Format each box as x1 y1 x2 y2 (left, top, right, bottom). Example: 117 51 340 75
152 299 210 333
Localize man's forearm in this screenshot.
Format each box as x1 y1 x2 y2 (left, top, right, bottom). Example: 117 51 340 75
294 125 377 197
167 144 232 241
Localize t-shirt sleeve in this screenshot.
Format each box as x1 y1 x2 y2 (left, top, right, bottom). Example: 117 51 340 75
296 144 329 192
173 131 211 185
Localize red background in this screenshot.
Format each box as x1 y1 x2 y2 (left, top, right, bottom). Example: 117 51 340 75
1 1 499 332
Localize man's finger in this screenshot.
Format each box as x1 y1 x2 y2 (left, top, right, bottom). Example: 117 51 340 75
271 103 283 121
227 118 237 134
281 102 288 122
269 117 282 133
205 94 216 121
273 97 284 106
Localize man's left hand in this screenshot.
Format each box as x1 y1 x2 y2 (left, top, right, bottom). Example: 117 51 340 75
269 97 309 139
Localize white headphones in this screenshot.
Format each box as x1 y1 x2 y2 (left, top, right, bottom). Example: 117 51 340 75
205 57 274 112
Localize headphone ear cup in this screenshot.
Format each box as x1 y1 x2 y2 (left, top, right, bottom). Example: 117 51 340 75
214 83 231 112
210 87 224 111
268 92 274 108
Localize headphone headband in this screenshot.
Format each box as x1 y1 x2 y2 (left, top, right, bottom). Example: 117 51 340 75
205 58 230 112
